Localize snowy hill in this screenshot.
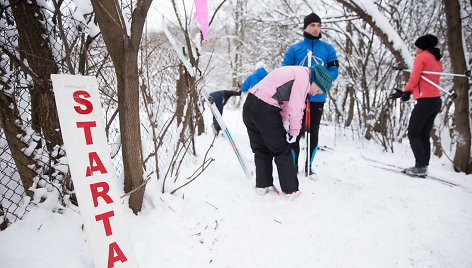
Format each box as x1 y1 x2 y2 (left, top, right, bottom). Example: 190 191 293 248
1 106 472 268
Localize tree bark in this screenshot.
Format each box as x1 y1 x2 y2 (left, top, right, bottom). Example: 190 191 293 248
442 0 472 173
10 0 63 154
0 91 37 198
7 0 65 196
90 0 153 213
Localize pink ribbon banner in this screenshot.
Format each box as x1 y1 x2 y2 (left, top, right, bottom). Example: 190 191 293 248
193 0 208 40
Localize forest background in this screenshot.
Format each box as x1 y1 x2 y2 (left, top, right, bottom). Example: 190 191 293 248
0 0 471 228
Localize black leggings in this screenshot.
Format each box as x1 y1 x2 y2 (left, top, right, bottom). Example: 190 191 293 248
407 97 441 167
290 101 324 167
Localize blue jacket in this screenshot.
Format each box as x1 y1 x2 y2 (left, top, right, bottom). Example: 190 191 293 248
241 68 268 92
282 37 338 102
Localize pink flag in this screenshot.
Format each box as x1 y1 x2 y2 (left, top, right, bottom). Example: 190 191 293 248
193 0 209 40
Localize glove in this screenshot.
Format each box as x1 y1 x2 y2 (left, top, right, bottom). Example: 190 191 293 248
286 134 296 144
400 91 411 102
283 121 290 133
388 88 403 99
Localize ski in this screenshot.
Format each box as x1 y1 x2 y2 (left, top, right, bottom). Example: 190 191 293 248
162 20 253 181
368 163 455 187
318 145 334 152
361 154 472 193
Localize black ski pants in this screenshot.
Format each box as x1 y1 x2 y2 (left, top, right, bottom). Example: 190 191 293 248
407 97 441 168
290 101 324 168
210 92 224 132
242 94 298 193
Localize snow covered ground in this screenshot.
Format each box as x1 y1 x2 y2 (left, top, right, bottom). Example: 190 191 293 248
1 105 472 268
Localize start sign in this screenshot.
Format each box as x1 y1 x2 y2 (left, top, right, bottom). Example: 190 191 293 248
51 75 139 268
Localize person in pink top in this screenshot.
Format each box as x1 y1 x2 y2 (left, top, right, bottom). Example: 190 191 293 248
389 34 442 177
243 65 332 198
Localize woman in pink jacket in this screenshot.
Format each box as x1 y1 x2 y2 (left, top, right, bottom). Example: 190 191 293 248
243 65 332 198
390 34 442 177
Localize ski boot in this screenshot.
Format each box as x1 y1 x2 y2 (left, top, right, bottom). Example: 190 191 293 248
255 187 270 196
285 191 301 200
401 166 427 178
304 163 316 176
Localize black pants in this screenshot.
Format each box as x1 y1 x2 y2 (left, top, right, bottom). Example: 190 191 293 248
407 97 441 167
290 101 324 167
210 92 224 132
242 94 298 193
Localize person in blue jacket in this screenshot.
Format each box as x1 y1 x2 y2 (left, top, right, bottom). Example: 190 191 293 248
282 12 339 175
241 63 268 93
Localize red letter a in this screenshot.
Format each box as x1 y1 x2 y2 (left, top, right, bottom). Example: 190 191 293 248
108 242 128 268
86 152 107 177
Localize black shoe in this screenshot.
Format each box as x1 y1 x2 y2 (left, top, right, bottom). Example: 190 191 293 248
401 166 427 178
304 164 315 176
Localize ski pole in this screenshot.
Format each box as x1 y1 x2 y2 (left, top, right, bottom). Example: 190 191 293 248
306 50 312 177
393 66 471 78
419 75 457 100
393 65 471 78
305 98 310 177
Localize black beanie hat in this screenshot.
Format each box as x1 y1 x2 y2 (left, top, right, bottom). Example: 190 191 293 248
414 34 438 50
304 13 321 29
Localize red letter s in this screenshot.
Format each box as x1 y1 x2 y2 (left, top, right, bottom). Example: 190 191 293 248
73 90 93 114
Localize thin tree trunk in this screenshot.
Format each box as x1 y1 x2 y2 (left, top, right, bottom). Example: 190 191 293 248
443 0 472 173
90 0 153 213
344 21 355 127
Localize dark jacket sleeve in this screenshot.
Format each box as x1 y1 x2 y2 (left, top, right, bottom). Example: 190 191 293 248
221 90 241 105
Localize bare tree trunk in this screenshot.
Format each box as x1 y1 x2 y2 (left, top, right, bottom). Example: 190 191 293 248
443 0 472 173
90 0 153 213
430 128 443 158
0 91 37 198
344 21 355 127
78 34 98 75
10 0 63 154
232 0 247 89
6 0 67 197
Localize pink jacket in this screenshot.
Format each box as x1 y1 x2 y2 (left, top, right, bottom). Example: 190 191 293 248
249 66 311 136
404 50 442 100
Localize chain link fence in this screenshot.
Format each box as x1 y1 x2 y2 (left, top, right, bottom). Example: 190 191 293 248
0 73 36 228
0 128 31 228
